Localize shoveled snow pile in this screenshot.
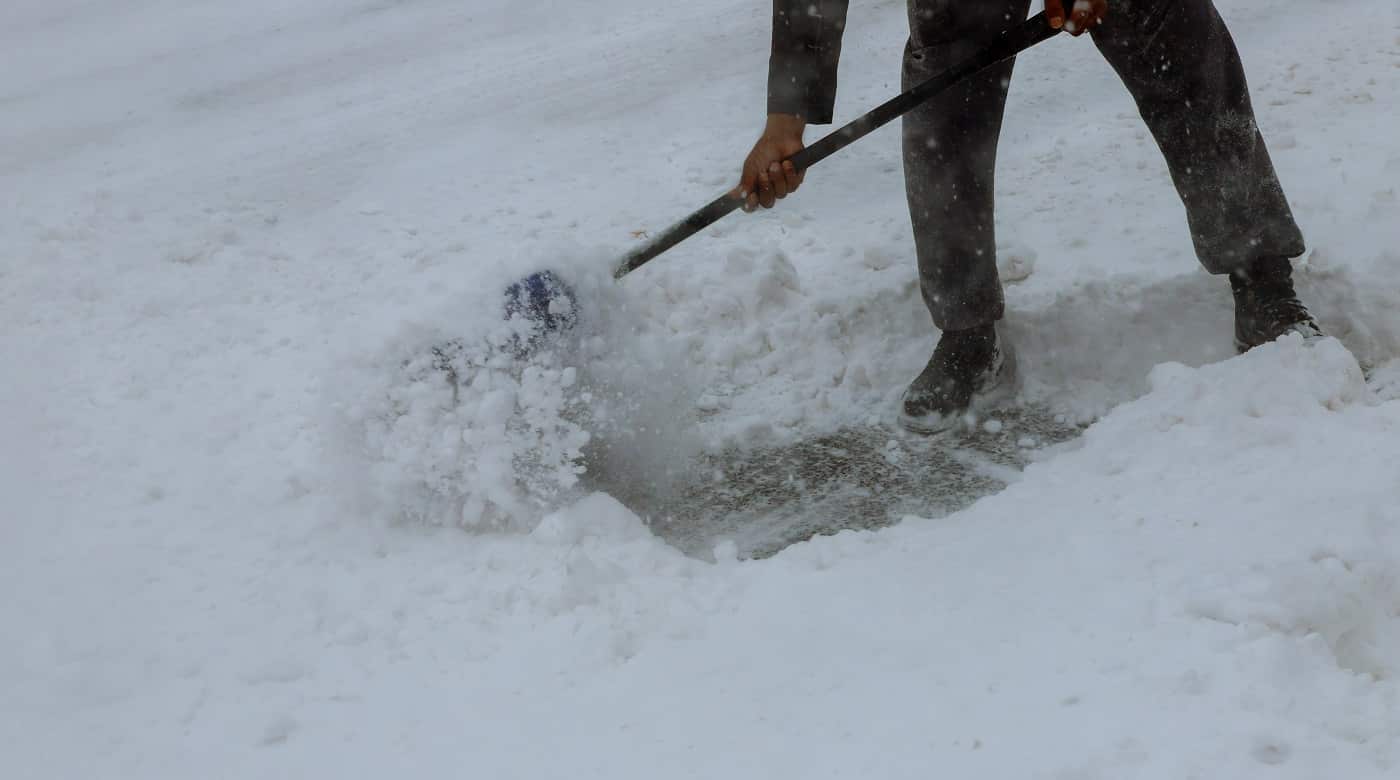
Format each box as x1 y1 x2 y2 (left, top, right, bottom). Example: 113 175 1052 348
4 0 1399 778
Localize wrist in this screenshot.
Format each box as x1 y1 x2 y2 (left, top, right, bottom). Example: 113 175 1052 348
764 113 807 136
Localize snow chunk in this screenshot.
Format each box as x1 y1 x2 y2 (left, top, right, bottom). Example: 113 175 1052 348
1142 335 1367 420
996 241 1037 283
533 493 651 545
861 247 894 270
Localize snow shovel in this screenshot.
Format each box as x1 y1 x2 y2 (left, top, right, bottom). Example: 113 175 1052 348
503 12 1066 348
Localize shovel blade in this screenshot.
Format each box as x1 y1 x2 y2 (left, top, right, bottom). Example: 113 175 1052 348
505 270 578 355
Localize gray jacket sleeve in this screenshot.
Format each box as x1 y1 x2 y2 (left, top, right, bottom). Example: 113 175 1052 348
767 0 850 124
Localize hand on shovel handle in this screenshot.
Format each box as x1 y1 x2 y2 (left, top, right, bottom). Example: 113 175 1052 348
1045 0 1107 34
733 114 807 211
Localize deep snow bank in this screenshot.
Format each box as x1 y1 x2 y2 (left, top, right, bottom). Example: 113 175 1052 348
25 335 1391 780
218 336 1398 780
471 336 1400 780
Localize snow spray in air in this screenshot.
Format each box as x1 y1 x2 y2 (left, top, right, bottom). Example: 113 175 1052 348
335 256 698 532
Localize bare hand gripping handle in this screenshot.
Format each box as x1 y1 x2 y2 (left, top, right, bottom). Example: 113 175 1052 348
613 12 1063 280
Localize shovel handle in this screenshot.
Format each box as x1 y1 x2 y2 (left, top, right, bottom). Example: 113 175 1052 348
614 11 1062 280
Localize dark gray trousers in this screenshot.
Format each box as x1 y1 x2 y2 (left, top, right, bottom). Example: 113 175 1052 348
902 0 1305 330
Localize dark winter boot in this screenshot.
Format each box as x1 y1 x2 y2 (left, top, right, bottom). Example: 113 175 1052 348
899 323 1014 434
1230 256 1322 353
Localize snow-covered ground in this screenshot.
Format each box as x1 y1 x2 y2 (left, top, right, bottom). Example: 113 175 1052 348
5 0 1400 776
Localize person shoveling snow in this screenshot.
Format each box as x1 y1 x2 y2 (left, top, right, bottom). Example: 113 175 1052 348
396 3 1344 531
736 0 1325 433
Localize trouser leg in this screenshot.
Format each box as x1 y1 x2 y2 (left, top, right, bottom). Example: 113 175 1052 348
902 0 1031 331
1091 0 1304 272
